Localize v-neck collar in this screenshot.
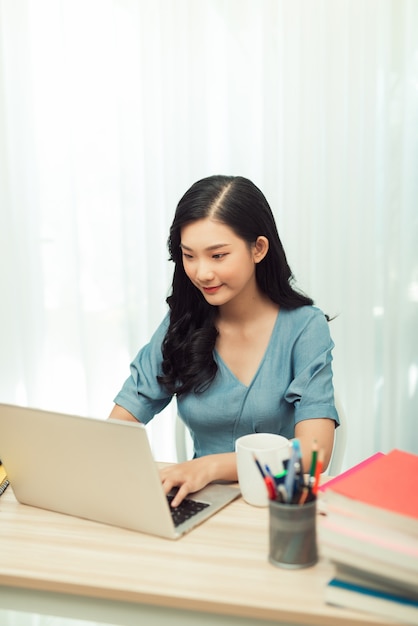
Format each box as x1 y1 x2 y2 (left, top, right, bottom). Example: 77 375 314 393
214 311 281 389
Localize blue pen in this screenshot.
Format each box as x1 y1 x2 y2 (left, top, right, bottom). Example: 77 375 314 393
264 463 275 479
253 455 277 500
284 440 299 503
264 464 280 499
291 438 305 490
292 439 304 474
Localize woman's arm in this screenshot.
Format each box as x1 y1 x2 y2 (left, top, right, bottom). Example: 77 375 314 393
108 404 140 423
107 410 334 505
159 452 238 507
294 417 335 473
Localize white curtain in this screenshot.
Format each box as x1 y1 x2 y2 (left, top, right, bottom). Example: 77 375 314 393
0 0 417 468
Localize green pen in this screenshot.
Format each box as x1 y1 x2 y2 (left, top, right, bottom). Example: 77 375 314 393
274 469 287 485
309 440 318 478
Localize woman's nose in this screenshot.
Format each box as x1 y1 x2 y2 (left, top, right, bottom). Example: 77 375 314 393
196 260 214 282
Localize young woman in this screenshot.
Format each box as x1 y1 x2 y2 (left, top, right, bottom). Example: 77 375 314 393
110 175 339 506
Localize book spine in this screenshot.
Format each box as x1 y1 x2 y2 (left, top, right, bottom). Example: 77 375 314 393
325 578 418 625
320 545 417 592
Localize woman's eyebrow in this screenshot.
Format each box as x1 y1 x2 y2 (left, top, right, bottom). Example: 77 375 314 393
180 243 231 252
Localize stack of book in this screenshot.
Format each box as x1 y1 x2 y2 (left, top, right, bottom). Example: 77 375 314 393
318 449 418 625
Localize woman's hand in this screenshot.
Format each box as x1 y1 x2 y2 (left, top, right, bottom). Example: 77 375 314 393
160 453 238 507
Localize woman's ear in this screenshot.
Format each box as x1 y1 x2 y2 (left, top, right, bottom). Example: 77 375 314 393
253 236 269 263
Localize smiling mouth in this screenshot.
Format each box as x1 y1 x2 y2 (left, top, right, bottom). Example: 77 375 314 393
202 285 222 294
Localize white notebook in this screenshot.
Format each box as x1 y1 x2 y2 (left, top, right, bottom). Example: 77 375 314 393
0 403 240 539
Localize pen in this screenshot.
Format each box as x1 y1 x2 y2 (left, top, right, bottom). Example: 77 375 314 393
312 448 324 495
298 486 309 505
284 440 299 503
253 454 277 500
253 453 266 479
277 484 287 503
292 439 304 474
273 469 287 485
309 439 318 482
292 438 305 491
264 464 282 500
264 475 278 500
264 463 275 479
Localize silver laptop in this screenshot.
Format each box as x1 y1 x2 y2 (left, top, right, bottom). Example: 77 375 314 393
0 404 240 539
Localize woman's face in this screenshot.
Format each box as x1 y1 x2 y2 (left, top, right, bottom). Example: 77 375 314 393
180 218 265 308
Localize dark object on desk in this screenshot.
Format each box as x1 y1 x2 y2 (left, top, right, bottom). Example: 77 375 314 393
269 498 318 569
0 460 10 497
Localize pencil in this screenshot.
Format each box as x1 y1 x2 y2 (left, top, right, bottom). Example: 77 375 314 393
309 440 318 478
298 486 309 505
312 448 324 495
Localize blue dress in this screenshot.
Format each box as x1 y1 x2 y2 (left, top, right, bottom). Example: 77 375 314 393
114 306 339 457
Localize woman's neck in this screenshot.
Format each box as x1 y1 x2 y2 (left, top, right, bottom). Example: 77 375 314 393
217 289 279 327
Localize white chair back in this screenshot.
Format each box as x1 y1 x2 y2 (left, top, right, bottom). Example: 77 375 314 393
175 413 189 463
327 393 347 476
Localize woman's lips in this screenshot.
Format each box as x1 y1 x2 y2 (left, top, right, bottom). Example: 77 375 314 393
202 285 222 294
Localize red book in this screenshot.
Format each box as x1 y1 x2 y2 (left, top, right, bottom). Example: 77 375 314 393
319 451 385 493
324 449 418 534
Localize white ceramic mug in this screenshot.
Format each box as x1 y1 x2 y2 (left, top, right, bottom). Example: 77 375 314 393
235 433 290 506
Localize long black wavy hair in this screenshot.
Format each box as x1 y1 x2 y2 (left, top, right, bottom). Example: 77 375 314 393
157 175 314 395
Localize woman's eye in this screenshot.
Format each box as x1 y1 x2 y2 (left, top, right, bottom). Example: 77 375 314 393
213 253 226 259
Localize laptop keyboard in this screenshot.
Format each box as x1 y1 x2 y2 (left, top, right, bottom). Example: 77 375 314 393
167 494 210 527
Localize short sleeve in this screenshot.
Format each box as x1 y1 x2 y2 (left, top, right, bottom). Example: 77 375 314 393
113 315 173 423
284 309 340 426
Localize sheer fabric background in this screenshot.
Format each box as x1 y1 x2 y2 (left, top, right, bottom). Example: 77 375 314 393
0 0 417 468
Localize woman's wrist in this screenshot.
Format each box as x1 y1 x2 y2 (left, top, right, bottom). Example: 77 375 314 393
208 452 238 483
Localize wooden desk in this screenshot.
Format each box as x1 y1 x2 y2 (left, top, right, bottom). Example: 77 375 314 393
0 485 396 626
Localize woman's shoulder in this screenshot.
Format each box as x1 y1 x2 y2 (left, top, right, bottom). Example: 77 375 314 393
150 311 170 338
136 311 170 351
278 305 333 351
281 304 327 324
